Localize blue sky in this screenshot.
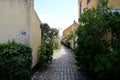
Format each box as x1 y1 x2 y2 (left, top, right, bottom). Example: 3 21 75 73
34 0 78 35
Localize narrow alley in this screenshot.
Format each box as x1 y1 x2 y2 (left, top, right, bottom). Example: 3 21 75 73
32 45 86 80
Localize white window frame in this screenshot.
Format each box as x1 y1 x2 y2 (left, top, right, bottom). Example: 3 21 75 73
111 9 120 13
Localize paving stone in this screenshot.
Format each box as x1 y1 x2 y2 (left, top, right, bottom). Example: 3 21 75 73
32 45 86 80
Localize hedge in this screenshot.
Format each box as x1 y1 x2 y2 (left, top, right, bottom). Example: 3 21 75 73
0 41 32 80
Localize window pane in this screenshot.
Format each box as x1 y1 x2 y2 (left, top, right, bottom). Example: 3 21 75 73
80 2 82 14
98 0 100 6
111 9 120 13
87 0 91 4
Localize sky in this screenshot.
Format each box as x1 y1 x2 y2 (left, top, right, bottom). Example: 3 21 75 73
34 0 78 36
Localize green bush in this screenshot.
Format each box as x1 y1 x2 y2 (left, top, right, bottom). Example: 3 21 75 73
61 31 76 48
0 41 32 80
39 23 59 67
39 40 53 67
61 40 70 48
53 38 61 50
75 8 120 80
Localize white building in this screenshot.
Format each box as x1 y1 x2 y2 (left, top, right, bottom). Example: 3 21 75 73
0 0 41 68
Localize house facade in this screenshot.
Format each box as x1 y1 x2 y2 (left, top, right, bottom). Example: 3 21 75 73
63 20 79 49
78 0 120 17
63 20 78 39
0 0 41 68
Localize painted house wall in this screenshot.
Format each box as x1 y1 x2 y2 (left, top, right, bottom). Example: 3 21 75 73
0 0 41 68
78 0 120 17
63 21 79 49
108 0 120 8
63 21 78 39
0 0 29 43
78 0 98 17
29 8 41 68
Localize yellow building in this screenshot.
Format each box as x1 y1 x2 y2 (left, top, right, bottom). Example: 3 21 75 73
63 20 79 49
78 0 120 17
0 0 41 68
63 20 79 39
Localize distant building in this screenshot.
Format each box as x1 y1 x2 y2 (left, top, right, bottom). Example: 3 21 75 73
63 20 78 39
0 0 41 68
63 20 79 49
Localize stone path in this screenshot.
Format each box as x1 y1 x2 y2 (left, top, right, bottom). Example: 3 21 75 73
32 45 86 80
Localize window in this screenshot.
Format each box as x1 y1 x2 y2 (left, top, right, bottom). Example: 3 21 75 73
98 0 101 6
87 0 91 4
80 2 82 14
111 9 120 13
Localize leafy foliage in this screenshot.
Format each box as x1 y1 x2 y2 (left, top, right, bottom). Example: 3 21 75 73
39 23 60 67
62 30 76 48
0 41 32 80
53 38 61 50
111 12 120 53
61 40 70 48
75 7 120 80
41 23 59 40
39 40 53 67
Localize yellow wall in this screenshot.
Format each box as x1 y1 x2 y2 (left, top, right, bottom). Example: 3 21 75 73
29 9 41 68
78 0 98 17
78 0 120 17
63 21 78 49
0 0 29 43
108 0 120 8
63 21 78 39
0 0 41 68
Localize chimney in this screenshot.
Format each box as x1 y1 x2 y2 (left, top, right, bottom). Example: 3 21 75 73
74 20 76 23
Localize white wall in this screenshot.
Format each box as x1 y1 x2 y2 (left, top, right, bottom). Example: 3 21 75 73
29 9 41 68
0 0 41 68
0 0 29 44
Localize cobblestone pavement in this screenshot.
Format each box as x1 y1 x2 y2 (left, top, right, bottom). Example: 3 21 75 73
32 45 86 80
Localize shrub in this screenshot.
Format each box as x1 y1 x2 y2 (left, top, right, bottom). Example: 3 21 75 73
61 40 70 48
0 41 32 80
75 8 120 80
53 38 61 50
39 23 59 67
39 40 53 67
